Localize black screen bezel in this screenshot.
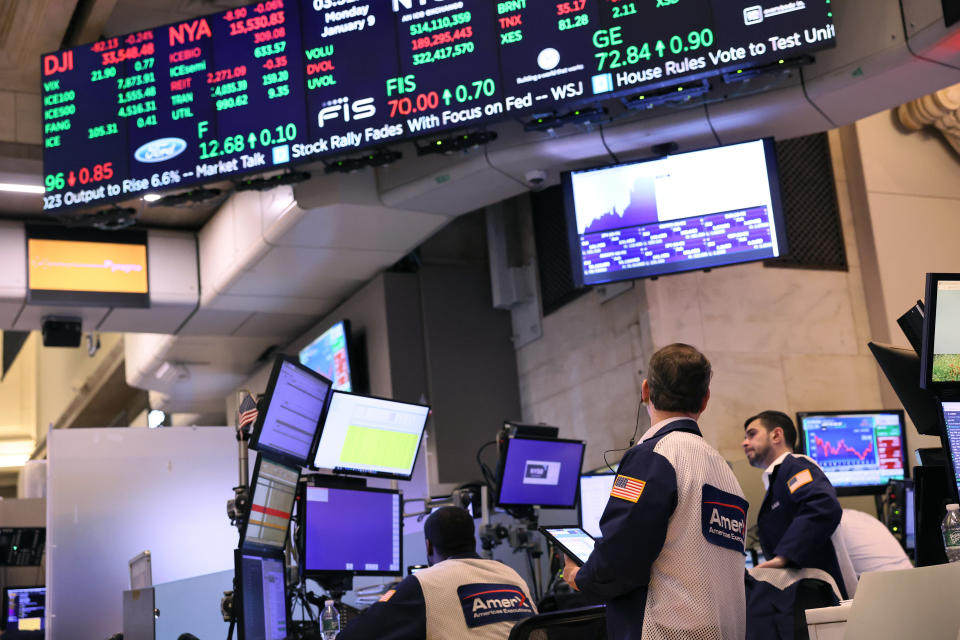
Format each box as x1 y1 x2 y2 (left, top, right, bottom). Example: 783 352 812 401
234 548 290 640
0 586 44 633
248 355 332 468
496 435 586 509
238 455 301 553
796 409 908 496
299 479 404 579
310 390 430 481
25 225 149 308
538 526 595 567
920 273 960 392
562 137 789 288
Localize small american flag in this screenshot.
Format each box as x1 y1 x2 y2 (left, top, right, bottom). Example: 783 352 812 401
610 474 646 503
238 394 259 431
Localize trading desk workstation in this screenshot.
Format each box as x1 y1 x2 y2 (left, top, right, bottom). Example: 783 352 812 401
18 0 960 637
114 267 960 639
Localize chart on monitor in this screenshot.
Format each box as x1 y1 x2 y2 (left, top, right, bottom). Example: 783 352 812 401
313 392 429 480
800 412 905 490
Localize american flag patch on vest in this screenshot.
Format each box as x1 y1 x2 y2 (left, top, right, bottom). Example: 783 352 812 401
610 474 645 503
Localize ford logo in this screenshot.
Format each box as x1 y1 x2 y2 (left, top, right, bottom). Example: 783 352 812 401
134 137 187 163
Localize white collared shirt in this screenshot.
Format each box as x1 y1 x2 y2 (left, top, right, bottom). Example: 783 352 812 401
639 416 695 444
762 451 792 490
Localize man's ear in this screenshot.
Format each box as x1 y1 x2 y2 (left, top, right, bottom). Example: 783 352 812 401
426 539 434 557
641 379 649 404
771 426 783 445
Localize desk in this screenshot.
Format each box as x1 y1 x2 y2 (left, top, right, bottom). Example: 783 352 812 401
804 600 850 640
805 564 960 640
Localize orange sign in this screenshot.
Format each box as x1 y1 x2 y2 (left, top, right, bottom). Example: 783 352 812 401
28 238 148 294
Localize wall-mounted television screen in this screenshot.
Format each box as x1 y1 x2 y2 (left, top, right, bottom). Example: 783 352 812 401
299 321 353 392
26 226 148 307
563 138 787 286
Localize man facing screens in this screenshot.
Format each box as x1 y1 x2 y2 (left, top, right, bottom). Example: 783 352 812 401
562 344 748 639
741 411 847 595
337 507 536 640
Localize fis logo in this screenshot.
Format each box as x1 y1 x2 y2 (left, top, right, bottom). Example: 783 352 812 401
317 97 376 128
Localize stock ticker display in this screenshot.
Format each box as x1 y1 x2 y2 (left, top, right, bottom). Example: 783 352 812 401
41 0 836 212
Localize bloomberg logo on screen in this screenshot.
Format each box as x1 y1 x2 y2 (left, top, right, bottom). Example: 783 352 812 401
134 137 187 163
522 460 561 486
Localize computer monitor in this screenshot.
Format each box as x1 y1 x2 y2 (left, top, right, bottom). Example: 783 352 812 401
796 410 907 496
939 401 960 501
2 587 44 637
240 456 300 552
249 356 332 468
905 483 916 551
921 273 960 391
302 481 402 577
563 138 788 287
235 548 289 640
578 473 615 538
299 320 354 392
312 391 430 481
869 342 944 435
497 437 585 508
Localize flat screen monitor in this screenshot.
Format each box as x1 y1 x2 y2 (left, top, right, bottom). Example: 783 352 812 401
26 226 148 307
797 410 907 496
497 437 585 508
921 274 960 391
249 356 332 468
312 391 430 481
235 549 289 640
578 473 615 538
240 456 300 552
302 483 402 577
869 342 944 436
298 320 353 392
940 402 960 501
905 483 916 551
563 138 787 287
2 587 44 637
0 529 45 567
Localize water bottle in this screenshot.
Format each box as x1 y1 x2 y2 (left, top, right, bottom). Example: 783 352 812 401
942 503 960 562
320 599 340 639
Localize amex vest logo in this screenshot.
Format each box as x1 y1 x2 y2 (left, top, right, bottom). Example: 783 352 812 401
457 583 534 629
700 483 749 553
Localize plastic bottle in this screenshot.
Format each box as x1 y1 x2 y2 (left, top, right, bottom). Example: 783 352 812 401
942 503 960 562
321 599 340 640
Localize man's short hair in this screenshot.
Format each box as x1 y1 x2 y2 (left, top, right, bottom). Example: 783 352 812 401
646 344 712 414
424 506 476 557
744 410 798 451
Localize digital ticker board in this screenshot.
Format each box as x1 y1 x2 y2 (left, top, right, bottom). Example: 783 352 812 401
41 0 836 213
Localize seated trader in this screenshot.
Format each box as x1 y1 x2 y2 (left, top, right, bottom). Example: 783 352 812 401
742 411 846 597
337 507 536 640
563 343 749 639
835 508 913 576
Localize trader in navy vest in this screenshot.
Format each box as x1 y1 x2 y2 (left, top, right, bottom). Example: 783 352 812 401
563 343 748 639
742 410 846 596
337 506 536 640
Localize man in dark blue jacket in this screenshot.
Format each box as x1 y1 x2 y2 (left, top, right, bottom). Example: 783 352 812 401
742 410 846 597
563 344 748 639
